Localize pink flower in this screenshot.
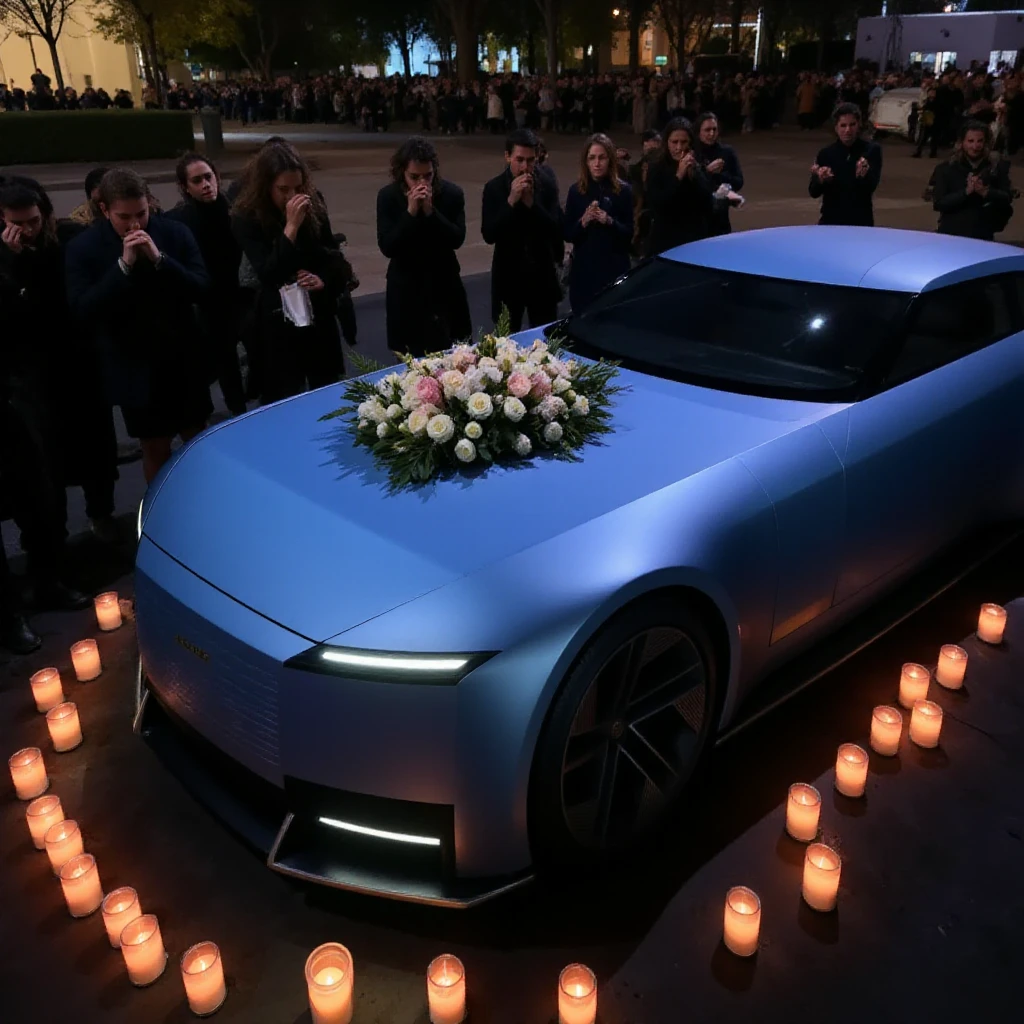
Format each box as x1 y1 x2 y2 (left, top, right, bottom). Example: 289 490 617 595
507 372 532 398
416 376 443 406
529 372 552 399
450 347 478 371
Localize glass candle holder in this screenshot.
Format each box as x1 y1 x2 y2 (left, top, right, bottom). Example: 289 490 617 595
9 747 49 800
94 592 122 631
558 964 597 1024
70 640 102 682
45 819 83 876
935 644 968 690
898 663 930 709
834 743 869 798
305 943 354 1024
46 702 83 753
785 783 821 841
181 941 227 1016
60 853 103 918
802 843 841 912
120 914 167 986
723 886 761 957
102 887 142 949
870 705 903 756
29 668 64 713
427 954 466 1024
26 794 64 850
909 699 943 749
977 603 1007 645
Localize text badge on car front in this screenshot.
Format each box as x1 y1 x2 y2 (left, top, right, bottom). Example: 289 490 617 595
175 636 210 662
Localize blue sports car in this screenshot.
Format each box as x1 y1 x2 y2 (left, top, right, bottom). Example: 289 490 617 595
134 226 1024 906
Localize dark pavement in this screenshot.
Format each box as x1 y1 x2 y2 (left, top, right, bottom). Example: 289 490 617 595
1 534 1022 1023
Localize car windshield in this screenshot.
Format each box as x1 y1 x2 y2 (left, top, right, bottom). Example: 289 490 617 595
553 259 914 399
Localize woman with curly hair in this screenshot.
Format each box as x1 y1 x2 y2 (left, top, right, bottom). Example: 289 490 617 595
232 143 349 403
376 136 471 357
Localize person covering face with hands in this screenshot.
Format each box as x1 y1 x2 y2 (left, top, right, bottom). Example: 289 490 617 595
808 103 883 227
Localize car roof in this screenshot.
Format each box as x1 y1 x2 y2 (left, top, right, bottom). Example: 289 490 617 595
665 226 1024 294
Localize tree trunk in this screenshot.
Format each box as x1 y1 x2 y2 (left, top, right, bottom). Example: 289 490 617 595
44 38 65 93
399 36 412 78
143 13 163 102
526 25 535 75
628 18 640 75
730 0 743 55
451 5 478 83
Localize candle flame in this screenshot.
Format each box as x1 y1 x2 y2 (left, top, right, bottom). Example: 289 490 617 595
573 985 584 997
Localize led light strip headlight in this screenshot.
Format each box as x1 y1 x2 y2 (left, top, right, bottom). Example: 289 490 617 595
317 816 441 847
285 646 496 685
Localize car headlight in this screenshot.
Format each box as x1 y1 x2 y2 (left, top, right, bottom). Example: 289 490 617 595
136 500 144 541
284 645 496 685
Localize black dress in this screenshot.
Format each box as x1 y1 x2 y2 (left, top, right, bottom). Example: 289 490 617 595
232 207 347 404
377 179 471 356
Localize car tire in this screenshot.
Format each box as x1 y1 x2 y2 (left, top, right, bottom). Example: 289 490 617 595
528 594 720 868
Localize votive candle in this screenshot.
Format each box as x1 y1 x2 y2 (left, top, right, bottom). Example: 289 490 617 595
898 662 930 709
802 843 841 912
785 783 821 841
978 603 1007 645
26 794 63 849
46 702 83 753
427 954 466 1024
29 668 64 713
723 886 761 957
9 746 48 800
94 592 122 631
45 819 83 876
305 943 354 1024
870 705 903 756
102 887 142 949
935 645 968 690
834 743 869 798
120 914 167 986
60 853 103 917
71 640 101 682
558 964 597 1024
181 941 226 1016
910 699 943 749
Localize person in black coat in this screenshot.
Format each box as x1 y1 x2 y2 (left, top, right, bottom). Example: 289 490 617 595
564 133 634 313
166 153 247 416
232 143 350 405
481 128 563 332
644 118 714 256
932 120 1013 241
694 112 744 236
808 103 882 227
377 136 471 356
66 168 212 483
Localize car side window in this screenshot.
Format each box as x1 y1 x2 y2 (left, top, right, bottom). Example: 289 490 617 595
885 277 1015 387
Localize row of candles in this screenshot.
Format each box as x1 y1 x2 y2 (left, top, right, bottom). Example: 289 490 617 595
719 602 1006 959
6 599 1009 1021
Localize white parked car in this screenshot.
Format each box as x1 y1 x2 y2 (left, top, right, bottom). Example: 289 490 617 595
870 87 920 138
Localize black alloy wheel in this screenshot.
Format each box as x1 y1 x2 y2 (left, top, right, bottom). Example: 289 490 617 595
530 596 719 864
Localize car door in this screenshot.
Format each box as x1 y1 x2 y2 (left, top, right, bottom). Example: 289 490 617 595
835 274 1024 605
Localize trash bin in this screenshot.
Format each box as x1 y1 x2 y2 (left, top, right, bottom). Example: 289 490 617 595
199 106 224 156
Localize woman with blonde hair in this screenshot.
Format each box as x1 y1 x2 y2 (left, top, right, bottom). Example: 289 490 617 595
563 133 634 313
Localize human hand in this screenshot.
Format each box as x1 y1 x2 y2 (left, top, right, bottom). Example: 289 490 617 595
706 158 725 174
520 174 534 207
285 193 310 231
1 223 23 253
815 164 834 182
508 174 529 206
297 270 324 291
124 230 159 263
420 185 434 216
855 156 870 178
677 152 696 178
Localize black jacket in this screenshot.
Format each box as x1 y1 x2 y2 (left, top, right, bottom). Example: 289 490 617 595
808 138 882 227
696 140 744 236
65 215 209 407
644 160 714 256
932 155 1013 241
481 167 562 317
166 195 241 295
565 177 634 313
376 179 471 354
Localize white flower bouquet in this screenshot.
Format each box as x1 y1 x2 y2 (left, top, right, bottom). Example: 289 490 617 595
321 314 624 492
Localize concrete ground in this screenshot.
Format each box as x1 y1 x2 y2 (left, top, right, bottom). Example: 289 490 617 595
1 529 1022 1022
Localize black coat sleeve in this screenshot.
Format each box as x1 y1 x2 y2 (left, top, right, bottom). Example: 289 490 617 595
232 213 302 289
156 223 210 299
428 185 466 250
376 186 419 259
481 176 515 245
65 236 133 324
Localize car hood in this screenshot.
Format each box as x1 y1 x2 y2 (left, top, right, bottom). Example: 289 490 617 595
143 371 838 642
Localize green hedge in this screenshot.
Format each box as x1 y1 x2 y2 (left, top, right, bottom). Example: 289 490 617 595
0 111 194 165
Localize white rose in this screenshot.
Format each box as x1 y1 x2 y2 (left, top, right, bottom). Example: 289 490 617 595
467 392 494 419
465 421 483 440
543 421 563 444
552 376 571 394
387 404 402 419
478 356 498 369
484 366 502 383
426 414 455 444
514 433 532 457
441 370 465 397
454 438 476 463
376 422 390 439
357 399 387 423
572 395 590 417
407 408 431 435
503 397 526 422
377 372 402 396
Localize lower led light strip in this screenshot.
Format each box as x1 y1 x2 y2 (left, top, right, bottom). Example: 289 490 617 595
318 816 442 847
321 650 468 672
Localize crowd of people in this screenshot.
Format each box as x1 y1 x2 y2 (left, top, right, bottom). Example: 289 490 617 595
0 68 136 112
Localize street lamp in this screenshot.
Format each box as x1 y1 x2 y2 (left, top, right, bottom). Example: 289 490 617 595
612 8 620 16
